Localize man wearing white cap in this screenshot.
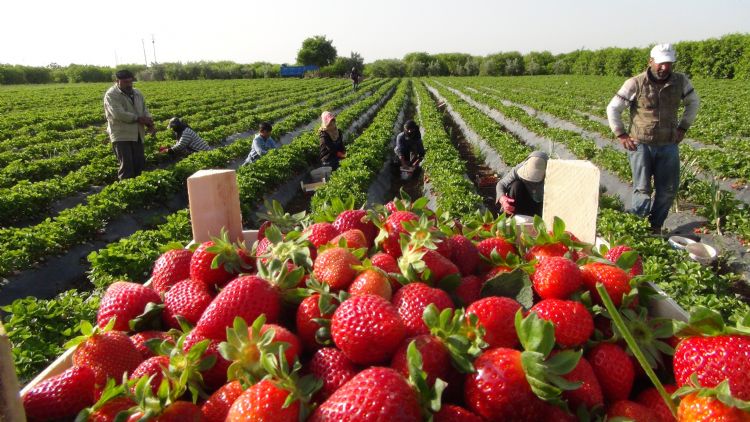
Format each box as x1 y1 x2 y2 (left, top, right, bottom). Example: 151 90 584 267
606 43 700 233
496 151 548 217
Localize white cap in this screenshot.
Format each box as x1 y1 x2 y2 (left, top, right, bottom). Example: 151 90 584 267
517 151 548 183
650 43 677 64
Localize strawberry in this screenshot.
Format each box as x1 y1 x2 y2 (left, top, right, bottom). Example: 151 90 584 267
379 210 419 257
148 401 204 421
466 296 521 349
450 234 480 275
673 334 750 401
580 262 633 307
193 275 281 341
333 209 377 246
260 323 302 367
676 391 750 422
130 355 170 393
313 246 361 290
561 355 604 410
390 334 453 386
226 379 300 421
96 281 161 332
530 298 593 348
310 367 422 421
371 251 403 291
586 342 635 402
130 330 172 359
308 347 360 401
455 275 483 307
71 327 144 388
636 385 678 422
201 380 245 422
433 404 484 422
422 249 460 282
531 256 583 300
150 248 193 294
329 228 368 249
605 244 644 276
162 278 213 328
392 282 454 337
476 236 517 263
295 294 334 351
183 332 230 392
189 231 246 289
525 241 577 262
257 220 272 240
348 268 393 300
85 396 135 422
399 246 460 285
331 294 406 365
22 366 96 421
607 400 658 421
304 222 339 249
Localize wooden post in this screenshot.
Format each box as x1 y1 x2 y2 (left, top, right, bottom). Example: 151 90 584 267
542 160 600 244
0 322 25 421
187 169 244 244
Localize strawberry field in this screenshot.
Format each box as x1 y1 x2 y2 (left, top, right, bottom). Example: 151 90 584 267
2 76 750 421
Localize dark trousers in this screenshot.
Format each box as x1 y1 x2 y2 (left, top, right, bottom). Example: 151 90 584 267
507 180 542 217
112 140 145 180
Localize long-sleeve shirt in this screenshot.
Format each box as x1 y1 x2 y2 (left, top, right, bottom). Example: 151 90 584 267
103 85 151 142
244 134 279 165
606 71 700 138
394 131 425 161
171 127 211 153
319 130 345 165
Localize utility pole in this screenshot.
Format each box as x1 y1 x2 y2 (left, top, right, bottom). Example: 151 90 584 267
114 50 119 67
142 38 148 67
151 34 157 64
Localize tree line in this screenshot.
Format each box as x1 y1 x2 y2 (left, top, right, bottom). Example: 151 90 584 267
1 33 748 85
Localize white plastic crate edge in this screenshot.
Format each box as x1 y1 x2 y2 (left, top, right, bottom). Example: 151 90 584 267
19 229 258 397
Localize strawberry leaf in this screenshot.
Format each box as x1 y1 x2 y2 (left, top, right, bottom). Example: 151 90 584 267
481 268 534 310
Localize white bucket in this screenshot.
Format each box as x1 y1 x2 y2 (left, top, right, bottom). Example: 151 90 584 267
685 242 718 265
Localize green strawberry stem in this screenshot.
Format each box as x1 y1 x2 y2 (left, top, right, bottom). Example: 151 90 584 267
595 283 677 417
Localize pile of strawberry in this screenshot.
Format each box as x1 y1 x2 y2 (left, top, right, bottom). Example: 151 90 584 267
21 197 750 421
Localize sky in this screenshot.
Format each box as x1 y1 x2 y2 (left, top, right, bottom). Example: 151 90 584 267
2 0 749 67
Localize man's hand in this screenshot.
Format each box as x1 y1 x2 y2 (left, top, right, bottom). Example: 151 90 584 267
617 134 638 151
497 195 515 215
675 128 686 144
137 116 153 125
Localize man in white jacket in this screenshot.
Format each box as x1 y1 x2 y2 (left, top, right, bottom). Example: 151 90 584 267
103 69 156 180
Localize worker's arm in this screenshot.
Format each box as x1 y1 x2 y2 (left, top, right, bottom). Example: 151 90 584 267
606 78 638 151
678 78 701 134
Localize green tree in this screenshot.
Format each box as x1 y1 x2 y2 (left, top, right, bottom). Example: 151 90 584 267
297 35 337 67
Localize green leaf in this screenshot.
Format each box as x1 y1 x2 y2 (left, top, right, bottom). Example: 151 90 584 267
480 268 534 309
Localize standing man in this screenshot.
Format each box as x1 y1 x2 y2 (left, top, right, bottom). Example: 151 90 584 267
606 44 700 233
104 69 155 180
350 66 361 90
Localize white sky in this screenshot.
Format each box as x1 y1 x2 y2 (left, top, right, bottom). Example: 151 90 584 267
3 0 748 67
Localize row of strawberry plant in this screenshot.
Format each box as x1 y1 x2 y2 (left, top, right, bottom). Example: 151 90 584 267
413 81 483 216
310 80 410 215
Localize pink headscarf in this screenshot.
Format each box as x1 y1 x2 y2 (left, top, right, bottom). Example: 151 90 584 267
320 111 339 140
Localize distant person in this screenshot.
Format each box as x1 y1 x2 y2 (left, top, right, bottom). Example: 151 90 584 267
159 117 211 155
496 151 548 217
103 69 155 180
394 120 426 170
606 43 700 233
351 67 361 90
243 122 279 165
319 111 345 170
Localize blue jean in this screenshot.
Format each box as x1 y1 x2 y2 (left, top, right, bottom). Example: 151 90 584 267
628 143 680 230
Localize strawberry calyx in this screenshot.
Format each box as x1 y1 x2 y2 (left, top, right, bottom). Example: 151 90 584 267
422 304 488 373
462 210 505 239
204 228 249 275
516 310 582 410
255 199 307 236
405 340 448 419
256 258 307 294
522 216 586 256
74 378 130 422
313 196 361 223
603 306 675 369
218 315 290 386
674 375 750 413
258 347 323 421
65 318 116 349
259 226 313 271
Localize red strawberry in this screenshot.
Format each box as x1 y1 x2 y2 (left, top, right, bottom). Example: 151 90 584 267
392 282 454 337
22 366 96 421
677 391 750 422
464 347 544 420
455 275 483 307
295 294 334 351
531 256 583 300
476 237 517 262
190 234 244 288
330 228 368 249
390 334 453 386
561 355 604 410
530 299 593 348
435 235 454 259
162 278 213 328
331 294 406 365
260 323 302 366
130 330 172 359
226 379 300 421
673 334 750 401
86 396 135 422
72 330 144 388
255 237 271 260
183 332 230 392
371 251 402 291
194 275 281 341
201 380 245 422
310 367 422 421
333 209 377 246
308 347 360 400
482 264 513 282
150 248 193 294
348 268 393 300
450 234 480 275
130 355 170 393
606 400 657 422
525 241 577 262
380 210 418 257
97 281 161 332
313 246 361 290
422 249 460 283
466 296 521 349
586 342 634 402
636 385 678 422
150 400 203 421
434 404 484 422
606 244 643 276
257 220 272 240
580 262 632 307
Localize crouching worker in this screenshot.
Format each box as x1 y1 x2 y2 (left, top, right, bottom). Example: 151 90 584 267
319 111 345 170
496 151 548 217
160 117 211 155
243 122 279 165
395 120 426 171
